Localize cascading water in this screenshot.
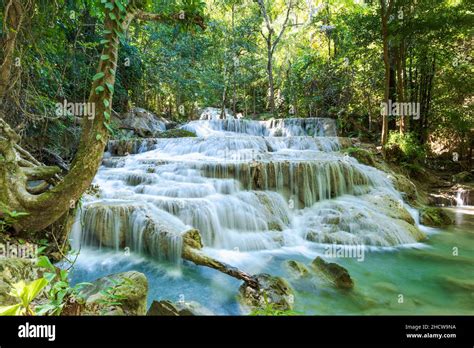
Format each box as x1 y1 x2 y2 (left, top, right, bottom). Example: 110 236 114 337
68 116 434 314
72 117 424 260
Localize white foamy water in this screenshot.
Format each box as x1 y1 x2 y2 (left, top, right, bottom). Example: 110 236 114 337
70 117 424 265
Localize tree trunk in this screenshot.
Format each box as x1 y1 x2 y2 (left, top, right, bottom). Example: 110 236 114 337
380 0 392 147
267 39 276 115
0 0 26 102
396 44 406 133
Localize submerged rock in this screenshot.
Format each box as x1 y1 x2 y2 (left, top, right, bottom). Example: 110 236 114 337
284 260 310 279
146 300 214 316
311 257 354 290
440 276 474 292
79 271 148 315
238 273 294 311
419 207 452 227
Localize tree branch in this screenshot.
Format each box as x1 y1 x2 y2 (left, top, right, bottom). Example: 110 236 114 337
272 0 293 54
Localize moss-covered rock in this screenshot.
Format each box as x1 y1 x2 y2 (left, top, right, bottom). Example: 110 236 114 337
342 147 376 166
452 171 473 184
79 271 148 315
419 207 452 227
311 257 354 290
157 129 196 138
238 273 294 311
146 299 214 316
284 260 310 279
390 173 419 205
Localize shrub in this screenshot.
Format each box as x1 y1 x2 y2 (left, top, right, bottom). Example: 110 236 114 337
386 131 425 163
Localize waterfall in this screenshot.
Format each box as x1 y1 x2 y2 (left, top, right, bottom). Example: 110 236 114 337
455 188 469 207
71 117 425 263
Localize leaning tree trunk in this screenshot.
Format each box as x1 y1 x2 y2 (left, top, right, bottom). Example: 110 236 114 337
0 0 204 233
0 0 28 101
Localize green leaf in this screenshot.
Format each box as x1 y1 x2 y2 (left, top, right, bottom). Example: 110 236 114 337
109 68 115 76
96 134 102 141
114 28 125 39
0 304 23 316
104 122 114 134
103 30 112 34
92 72 105 81
37 256 55 272
44 272 56 282
35 303 57 316
105 3 114 10
100 55 110 61
95 86 105 94
35 246 47 256
103 99 110 108
109 12 117 21
100 39 110 45
104 111 111 121
24 278 48 303
116 1 126 13
105 83 114 94
10 279 48 307
60 269 68 282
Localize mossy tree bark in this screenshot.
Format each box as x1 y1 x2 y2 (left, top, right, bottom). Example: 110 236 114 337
0 0 204 233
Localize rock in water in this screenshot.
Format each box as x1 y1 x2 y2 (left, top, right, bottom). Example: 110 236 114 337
311 257 354 290
419 207 453 227
284 260 310 279
146 300 214 316
238 273 294 311
79 271 148 315
114 107 168 137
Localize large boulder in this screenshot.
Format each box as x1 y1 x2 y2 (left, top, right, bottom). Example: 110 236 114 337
311 257 354 290
114 107 168 137
146 300 214 316
238 273 294 311
79 271 148 315
419 207 452 227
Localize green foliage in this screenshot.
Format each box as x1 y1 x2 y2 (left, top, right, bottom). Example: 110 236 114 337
95 278 130 314
249 291 299 316
341 147 376 166
386 131 426 163
0 207 29 233
0 279 48 316
2 0 472 161
35 256 91 316
157 129 196 138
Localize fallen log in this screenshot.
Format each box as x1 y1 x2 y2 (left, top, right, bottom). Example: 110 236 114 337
182 229 259 289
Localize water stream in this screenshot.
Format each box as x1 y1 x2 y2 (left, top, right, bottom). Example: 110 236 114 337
67 117 474 314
